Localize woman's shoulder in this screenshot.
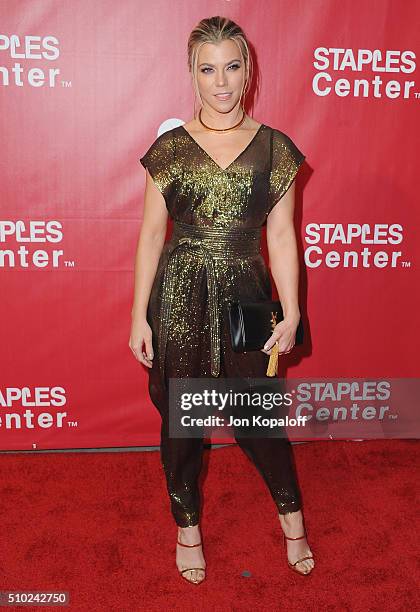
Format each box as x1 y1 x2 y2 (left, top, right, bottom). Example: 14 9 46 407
148 126 175 148
140 126 177 174
141 127 176 162
264 124 305 160
263 124 295 144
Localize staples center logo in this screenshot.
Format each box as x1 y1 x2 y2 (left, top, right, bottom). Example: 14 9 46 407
0 220 67 268
304 223 411 269
313 48 417 99
0 386 77 433
0 34 65 88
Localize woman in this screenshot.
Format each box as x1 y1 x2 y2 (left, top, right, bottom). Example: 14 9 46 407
130 16 315 584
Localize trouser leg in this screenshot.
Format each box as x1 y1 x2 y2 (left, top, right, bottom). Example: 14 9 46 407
148 368 204 528
146 291 208 528
159 415 204 527
234 435 303 514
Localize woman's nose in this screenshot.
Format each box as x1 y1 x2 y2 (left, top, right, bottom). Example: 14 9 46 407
215 71 227 86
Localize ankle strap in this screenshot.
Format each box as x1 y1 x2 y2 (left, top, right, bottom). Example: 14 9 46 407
284 533 306 541
177 540 202 547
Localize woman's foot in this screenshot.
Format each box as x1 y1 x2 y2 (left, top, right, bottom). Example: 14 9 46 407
176 524 206 584
279 510 315 575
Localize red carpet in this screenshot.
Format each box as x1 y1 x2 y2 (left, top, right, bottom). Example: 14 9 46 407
0 439 418 611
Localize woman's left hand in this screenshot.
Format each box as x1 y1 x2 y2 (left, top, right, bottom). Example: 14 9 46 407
261 316 300 355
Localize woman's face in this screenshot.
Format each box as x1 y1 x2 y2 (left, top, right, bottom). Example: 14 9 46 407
196 39 246 115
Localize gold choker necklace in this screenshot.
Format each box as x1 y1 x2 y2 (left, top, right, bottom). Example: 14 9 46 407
198 107 246 132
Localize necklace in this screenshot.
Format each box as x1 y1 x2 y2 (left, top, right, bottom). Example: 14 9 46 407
198 107 246 132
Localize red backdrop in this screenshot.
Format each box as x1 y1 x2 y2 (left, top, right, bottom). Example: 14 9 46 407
0 0 418 450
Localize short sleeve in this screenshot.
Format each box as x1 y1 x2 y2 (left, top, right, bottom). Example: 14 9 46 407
139 128 175 201
267 129 306 215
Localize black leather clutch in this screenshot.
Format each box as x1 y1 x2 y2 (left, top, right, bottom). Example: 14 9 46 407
227 300 304 353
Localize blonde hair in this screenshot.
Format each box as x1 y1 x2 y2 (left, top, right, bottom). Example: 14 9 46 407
187 16 254 118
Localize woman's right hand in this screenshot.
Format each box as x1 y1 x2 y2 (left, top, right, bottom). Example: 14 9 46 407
129 317 154 368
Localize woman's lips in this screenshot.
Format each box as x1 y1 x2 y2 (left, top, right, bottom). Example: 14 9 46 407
214 93 232 100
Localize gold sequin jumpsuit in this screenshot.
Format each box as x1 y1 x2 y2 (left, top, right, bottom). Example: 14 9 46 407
140 124 306 527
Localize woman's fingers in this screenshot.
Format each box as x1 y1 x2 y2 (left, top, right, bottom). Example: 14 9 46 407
261 332 295 355
144 338 154 362
129 337 154 367
129 343 142 362
129 320 154 368
140 337 154 368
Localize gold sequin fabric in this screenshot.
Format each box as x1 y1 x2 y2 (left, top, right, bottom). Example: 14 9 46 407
139 124 305 526
140 124 305 389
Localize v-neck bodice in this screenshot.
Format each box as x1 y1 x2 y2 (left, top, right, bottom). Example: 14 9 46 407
140 123 305 229
180 123 265 172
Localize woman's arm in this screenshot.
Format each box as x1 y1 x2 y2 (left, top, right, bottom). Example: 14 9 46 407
131 169 168 319
264 181 300 354
129 170 168 366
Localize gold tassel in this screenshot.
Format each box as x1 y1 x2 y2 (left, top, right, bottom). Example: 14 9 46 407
266 341 279 377
266 310 279 377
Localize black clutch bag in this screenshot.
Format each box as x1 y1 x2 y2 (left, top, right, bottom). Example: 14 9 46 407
227 300 304 353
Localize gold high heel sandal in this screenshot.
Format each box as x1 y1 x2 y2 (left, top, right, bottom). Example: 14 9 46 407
176 539 206 585
283 530 315 575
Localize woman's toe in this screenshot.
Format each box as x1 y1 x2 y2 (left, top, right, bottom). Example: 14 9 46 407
194 570 205 582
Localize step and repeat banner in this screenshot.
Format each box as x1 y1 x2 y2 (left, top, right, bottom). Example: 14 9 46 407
1 1 418 450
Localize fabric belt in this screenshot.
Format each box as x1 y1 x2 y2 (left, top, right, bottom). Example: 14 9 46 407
158 220 262 385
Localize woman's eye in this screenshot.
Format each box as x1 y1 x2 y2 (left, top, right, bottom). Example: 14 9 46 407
200 64 241 73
